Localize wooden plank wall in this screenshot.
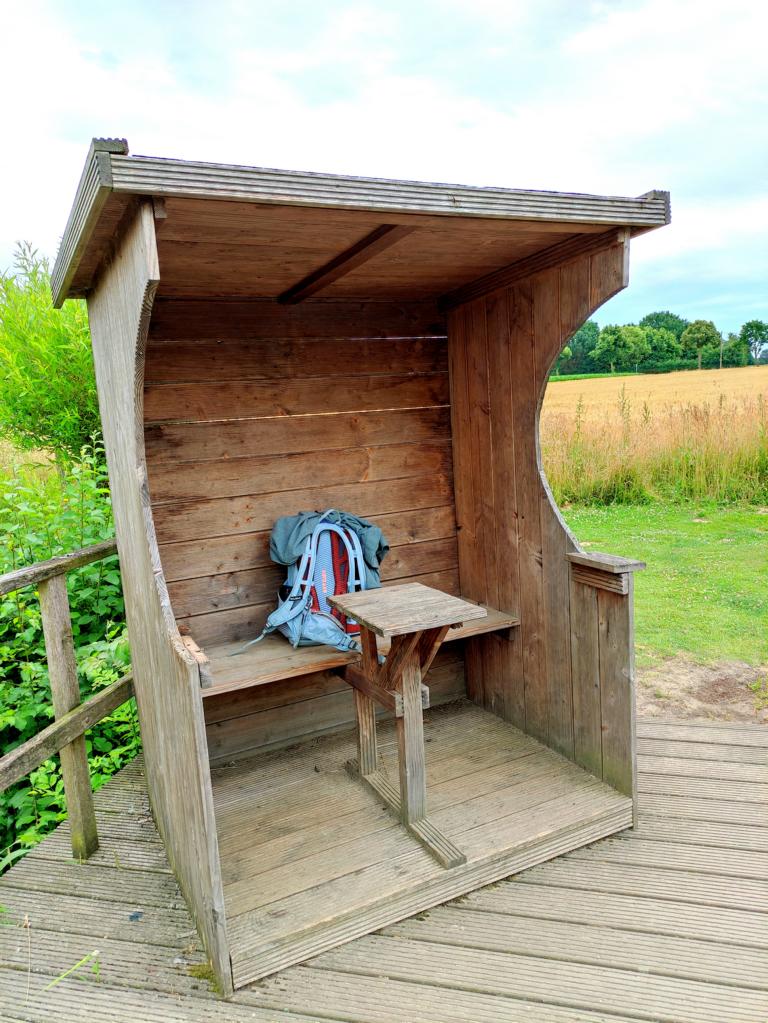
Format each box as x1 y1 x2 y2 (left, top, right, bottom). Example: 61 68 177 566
143 298 467 756
448 237 635 792
86 204 232 992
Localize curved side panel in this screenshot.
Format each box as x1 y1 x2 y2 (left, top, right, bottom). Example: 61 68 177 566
448 233 636 800
87 203 231 993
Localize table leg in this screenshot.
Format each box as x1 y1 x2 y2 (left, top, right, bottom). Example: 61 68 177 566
355 626 379 777
396 646 427 823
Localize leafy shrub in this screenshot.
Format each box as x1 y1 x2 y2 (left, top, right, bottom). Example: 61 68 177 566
0 441 136 869
0 245 100 462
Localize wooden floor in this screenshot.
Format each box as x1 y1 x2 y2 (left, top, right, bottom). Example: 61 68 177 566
0 717 766 1022
212 701 632 986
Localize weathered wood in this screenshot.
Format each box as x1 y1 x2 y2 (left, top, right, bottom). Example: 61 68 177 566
144 371 449 424
397 648 428 823
418 626 450 676
343 664 429 717
149 297 446 340
0 674 133 790
598 579 637 802
167 536 458 619
571 564 629 594
153 474 455 545
534 267 574 759
347 761 466 868
4 709 762 1021
446 236 638 811
567 550 646 574
180 634 214 687
53 144 668 305
278 224 417 303
485 288 525 725
329 583 486 638
149 441 453 506
37 574 99 860
440 228 626 309
205 655 466 763
87 201 232 992
354 627 379 777
569 581 602 778
212 703 630 984
0 538 117 596
159 506 456 582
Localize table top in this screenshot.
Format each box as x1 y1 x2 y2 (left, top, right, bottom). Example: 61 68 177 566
328 583 487 638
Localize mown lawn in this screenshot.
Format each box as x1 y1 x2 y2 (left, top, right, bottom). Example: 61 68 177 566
564 503 768 667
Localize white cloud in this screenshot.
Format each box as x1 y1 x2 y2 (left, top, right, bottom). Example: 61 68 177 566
0 0 765 331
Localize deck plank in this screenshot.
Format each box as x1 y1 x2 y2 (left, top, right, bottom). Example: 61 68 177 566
308 934 767 1023
0 714 765 1021
381 905 767 988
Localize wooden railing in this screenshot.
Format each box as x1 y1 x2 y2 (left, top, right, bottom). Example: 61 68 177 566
0 540 133 860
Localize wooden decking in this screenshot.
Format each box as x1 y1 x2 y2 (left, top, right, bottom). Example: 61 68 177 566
1 717 766 1021
213 701 631 986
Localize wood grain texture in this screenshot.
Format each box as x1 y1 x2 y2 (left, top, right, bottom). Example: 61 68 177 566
571 564 629 594
86 202 232 992
144 293 460 756
4 709 764 1022
329 583 486 638
278 224 417 303
0 539 117 596
52 144 668 307
37 575 99 860
447 234 637 803
148 297 446 340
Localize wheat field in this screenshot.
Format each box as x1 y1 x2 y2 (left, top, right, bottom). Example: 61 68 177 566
541 365 768 504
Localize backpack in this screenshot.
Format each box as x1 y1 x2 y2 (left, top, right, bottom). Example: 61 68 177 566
235 510 376 654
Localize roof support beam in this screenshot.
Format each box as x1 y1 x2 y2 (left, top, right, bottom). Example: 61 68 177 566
277 224 416 304
439 227 629 310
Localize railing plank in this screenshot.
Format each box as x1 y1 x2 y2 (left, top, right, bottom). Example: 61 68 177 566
0 675 133 791
38 575 100 859
0 539 117 596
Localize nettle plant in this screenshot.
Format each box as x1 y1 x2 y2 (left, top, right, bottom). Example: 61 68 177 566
0 440 137 869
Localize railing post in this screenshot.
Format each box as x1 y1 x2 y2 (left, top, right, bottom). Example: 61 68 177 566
37 574 99 859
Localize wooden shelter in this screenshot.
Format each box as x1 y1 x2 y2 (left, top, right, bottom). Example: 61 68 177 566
52 138 668 994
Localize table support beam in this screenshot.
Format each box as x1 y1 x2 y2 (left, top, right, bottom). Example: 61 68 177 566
330 586 483 870
397 648 428 823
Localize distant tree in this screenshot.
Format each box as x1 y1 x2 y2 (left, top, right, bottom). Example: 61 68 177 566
639 310 689 342
553 345 572 375
590 324 650 373
722 332 750 367
556 319 599 374
680 319 722 370
739 320 768 362
641 326 681 363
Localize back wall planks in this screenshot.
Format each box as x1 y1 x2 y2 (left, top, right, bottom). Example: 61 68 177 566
144 298 465 749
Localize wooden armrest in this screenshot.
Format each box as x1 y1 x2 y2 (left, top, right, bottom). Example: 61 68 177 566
567 551 645 573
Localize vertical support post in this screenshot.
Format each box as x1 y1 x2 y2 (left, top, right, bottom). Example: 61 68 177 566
355 627 379 777
598 577 638 823
37 575 99 860
397 647 427 823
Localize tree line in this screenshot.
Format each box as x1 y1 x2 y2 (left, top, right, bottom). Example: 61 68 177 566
555 312 768 376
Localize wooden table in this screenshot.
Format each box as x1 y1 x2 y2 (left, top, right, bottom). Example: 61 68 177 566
329 583 487 868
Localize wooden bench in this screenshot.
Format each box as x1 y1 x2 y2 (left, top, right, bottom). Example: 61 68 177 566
328 583 492 868
198 602 519 698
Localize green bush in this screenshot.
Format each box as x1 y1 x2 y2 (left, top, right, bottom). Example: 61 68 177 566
0 442 136 870
0 245 100 462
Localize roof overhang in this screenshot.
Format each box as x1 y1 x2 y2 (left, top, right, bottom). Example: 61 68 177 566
51 138 670 308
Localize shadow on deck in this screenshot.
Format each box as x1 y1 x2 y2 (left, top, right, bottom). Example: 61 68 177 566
1 718 766 1023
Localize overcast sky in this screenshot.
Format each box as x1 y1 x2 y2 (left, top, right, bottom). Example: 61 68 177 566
2 0 766 332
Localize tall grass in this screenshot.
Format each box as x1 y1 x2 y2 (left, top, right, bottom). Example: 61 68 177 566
541 387 768 505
